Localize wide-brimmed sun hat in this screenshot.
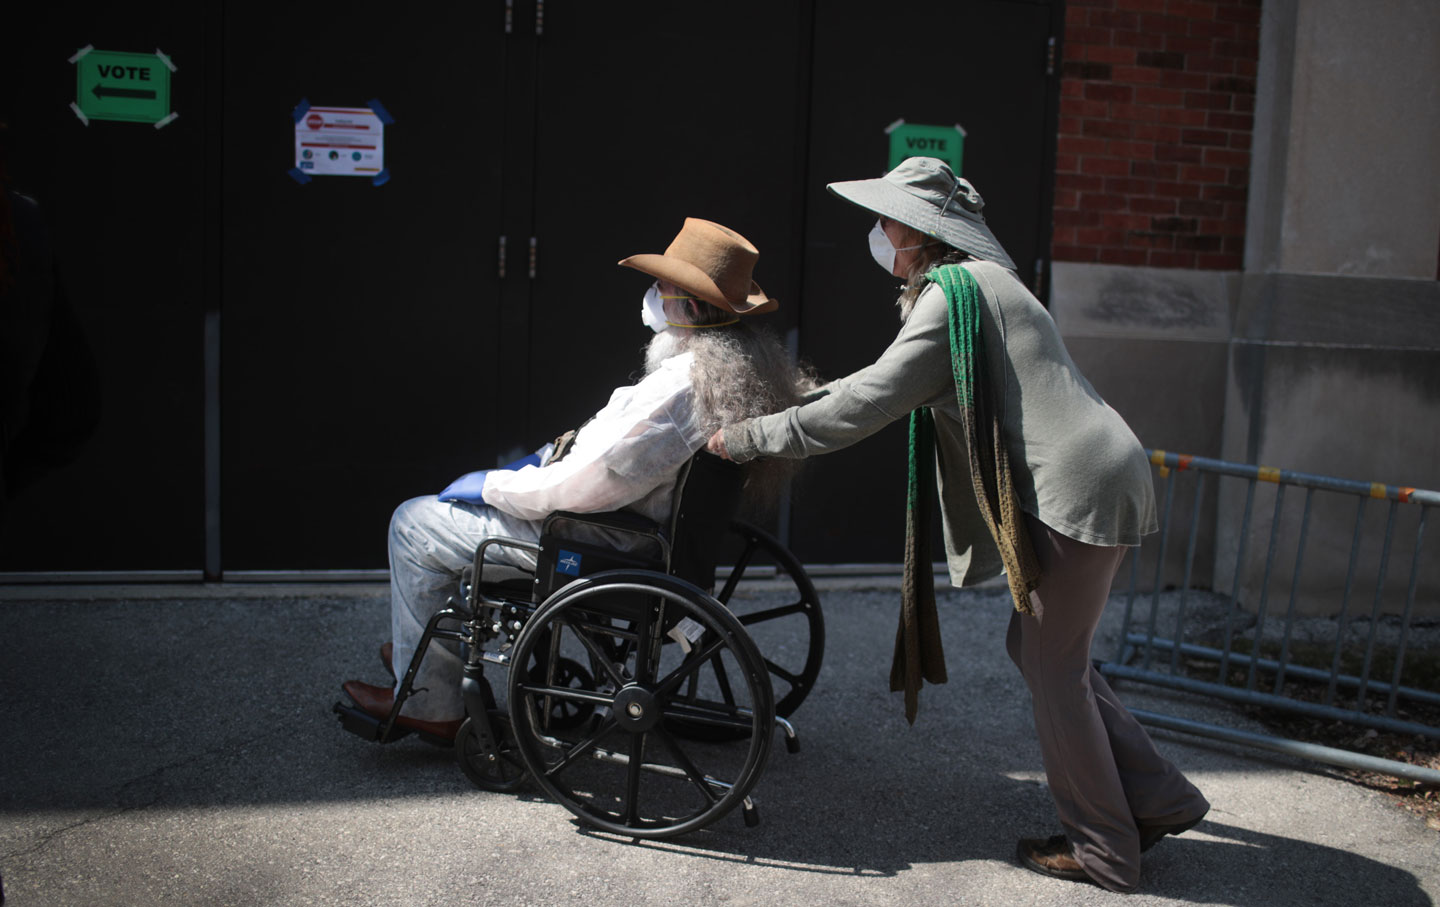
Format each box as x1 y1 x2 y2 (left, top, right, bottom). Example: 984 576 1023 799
618 218 778 315
826 156 1017 270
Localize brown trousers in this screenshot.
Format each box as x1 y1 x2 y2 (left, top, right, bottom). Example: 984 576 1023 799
1006 516 1209 892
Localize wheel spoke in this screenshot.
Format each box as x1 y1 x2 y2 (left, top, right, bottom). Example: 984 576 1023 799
498 751 524 779
569 620 631 688
653 726 720 804
515 682 613 708
654 636 728 698
632 601 659 685
488 746 521 782
540 713 620 780
715 537 758 604
708 652 736 707
736 600 809 625
764 658 800 685
623 732 645 825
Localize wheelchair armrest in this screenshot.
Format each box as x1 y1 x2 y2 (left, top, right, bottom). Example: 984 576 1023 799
542 509 660 537
469 535 541 594
544 510 669 562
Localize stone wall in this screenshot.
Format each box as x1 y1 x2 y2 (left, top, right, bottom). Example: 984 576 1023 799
1051 0 1440 616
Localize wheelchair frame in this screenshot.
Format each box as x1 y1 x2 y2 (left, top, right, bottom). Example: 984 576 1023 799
335 454 824 838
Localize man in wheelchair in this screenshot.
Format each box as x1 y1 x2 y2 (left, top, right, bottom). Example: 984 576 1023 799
340 218 812 743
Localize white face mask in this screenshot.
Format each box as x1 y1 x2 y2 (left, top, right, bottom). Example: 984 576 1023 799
641 284 670 333
868 220 924 276
641 283 698 332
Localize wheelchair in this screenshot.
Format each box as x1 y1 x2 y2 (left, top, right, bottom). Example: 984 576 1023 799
334 452 824 838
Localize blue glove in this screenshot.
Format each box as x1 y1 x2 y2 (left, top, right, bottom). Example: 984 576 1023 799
502 452 543 471
437 453 543 504
438 470 489 504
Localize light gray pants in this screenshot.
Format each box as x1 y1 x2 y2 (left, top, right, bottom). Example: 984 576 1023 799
1006 516 1209 893
388 495 543 722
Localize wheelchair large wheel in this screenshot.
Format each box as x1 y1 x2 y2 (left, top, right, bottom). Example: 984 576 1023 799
713 520 824 719
507 570 774 838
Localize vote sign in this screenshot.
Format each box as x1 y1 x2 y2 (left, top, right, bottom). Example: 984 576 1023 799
76 50 172 124
887 122 965 175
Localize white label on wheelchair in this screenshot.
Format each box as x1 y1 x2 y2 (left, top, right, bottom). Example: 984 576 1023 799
667 617 707 653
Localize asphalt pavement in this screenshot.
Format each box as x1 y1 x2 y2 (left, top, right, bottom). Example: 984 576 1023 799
2 578 1437 906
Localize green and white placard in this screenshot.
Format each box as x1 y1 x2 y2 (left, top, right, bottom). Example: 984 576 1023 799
72 47 176 127
886 120 965 174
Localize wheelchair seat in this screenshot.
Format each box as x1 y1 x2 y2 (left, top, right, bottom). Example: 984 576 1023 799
524 450 745 601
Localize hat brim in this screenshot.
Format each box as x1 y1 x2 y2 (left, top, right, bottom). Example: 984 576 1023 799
826 177 1017 271
618 253 778 315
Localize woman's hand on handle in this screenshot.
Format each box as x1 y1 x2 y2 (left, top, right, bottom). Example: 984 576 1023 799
706 429 732 461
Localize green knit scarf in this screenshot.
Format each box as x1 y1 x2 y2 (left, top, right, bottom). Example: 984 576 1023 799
892 263 1042 724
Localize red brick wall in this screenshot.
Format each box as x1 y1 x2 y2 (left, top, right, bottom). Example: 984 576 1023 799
1054 0 1262 270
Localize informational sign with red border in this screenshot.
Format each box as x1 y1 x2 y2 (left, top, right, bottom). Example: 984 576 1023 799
294 106 385 177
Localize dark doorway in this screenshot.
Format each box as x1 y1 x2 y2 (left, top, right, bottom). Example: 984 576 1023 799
1 6 208 573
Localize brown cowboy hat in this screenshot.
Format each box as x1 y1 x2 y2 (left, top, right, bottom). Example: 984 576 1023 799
618 218 778 315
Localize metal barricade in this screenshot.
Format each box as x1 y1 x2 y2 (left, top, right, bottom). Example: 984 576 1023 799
1097 450 1440 784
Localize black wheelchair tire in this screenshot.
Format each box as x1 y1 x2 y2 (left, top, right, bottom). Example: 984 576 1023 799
665 520 823 743
456 710 528 793
507 570 774 839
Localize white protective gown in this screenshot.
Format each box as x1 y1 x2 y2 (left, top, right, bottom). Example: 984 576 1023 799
388 350 707 721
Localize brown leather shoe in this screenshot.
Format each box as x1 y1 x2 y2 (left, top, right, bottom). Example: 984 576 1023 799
380 642 394 679
1016 835 1094 883
1138 811 1207 852
342 680 463 742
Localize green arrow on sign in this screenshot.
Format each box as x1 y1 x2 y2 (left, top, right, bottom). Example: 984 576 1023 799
93 84 157 101
73 48 173 125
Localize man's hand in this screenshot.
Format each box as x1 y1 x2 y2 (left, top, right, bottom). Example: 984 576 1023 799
438 470 489 504
706 429 732 461
437 451 544 504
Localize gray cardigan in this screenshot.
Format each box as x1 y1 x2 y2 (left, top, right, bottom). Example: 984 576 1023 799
724 260 1157 586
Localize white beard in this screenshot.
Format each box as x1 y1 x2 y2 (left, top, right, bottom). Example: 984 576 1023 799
644 329 686 375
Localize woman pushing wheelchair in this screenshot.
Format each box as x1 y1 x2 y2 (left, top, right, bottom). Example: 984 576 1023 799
707 157 1208 893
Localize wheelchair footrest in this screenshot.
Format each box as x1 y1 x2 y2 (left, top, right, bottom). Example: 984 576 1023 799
333 700 410 743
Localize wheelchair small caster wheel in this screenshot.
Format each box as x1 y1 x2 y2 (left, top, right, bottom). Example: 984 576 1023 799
457 710 527 793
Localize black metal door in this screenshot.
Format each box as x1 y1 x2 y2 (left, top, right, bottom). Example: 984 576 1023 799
786 0 1058 565
502 2 812 455
220 2 813 571
219 6 508 570
0 5 209 573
